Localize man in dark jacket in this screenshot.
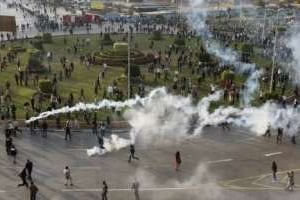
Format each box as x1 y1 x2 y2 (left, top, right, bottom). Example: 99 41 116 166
25 159 33 180
18 167 28 187
128 145 139 163
272 161 277 182
41 120 48 137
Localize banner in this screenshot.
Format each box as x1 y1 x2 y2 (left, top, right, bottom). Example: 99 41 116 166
0 16 16 32
91 1 105 10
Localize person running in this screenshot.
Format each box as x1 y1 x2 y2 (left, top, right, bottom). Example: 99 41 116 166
10 144 17 164
98 135 105 149
131 180 140 200
290 171 295 191
272 161 277 182
291 135 296 145
175 151 182 171
102 180 108 200
264 125 271 137
18 167 28 187
25 159 33 180
5 136 12 155
29 181 39 200
63 166 73 186
65 120 71 141
221 122 230 131
128 145 139 163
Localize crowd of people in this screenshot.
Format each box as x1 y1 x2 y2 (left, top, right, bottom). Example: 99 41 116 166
0 0 300 199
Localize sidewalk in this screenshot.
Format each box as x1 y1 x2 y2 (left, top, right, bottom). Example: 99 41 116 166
0 119 130 129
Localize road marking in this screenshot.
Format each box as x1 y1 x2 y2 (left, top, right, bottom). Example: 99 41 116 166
72 166 102 170
66 148 87 151
221 168 300 191
264 152 282 157
0 190 6 193
62 185 216 192
205 159 233 164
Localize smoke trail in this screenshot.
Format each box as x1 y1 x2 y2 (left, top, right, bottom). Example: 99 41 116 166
87 134 131 156
186 0 263 106
124 90 222 145
26 88 167 123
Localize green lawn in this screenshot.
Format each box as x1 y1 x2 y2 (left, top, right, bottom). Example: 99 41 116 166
0 33 252 120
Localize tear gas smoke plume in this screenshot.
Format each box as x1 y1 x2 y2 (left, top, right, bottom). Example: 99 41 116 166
186 0 263 106
28 0 300 157
88 86 300 157
87 134 131 156
287 27 300 84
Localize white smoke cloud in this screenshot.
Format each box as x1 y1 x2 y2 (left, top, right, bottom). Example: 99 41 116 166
186 0 263 106
287 29 300 84
124 89 222 146
87 134 131 156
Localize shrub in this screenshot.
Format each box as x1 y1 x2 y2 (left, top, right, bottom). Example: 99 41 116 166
262 92 280 101
151 31 162 41
101 33 113 45
27 56 45 73
32 40 44 51
113 42 128 52
125 65 141 78
10 46 26 53
28 48 42 57
174 37 185 46
39 80 52 94
43 33 52 43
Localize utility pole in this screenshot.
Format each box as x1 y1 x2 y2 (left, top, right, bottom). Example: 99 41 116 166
261 0 267 42
269 7 280 93
128 26 131 98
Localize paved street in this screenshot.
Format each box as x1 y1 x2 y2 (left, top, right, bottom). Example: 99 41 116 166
1 126 300 200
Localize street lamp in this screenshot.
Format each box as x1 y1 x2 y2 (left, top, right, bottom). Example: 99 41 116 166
261 0 267 42
128 25 131 98
269 6 280 93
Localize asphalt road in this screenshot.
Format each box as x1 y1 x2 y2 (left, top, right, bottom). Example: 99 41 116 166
0 126 300 200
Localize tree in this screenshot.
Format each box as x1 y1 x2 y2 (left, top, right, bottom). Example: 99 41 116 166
125 65 141 78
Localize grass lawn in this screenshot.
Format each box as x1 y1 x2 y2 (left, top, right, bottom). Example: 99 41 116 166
0 33 253 120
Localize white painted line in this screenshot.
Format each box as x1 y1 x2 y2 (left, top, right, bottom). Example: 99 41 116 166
62 185 214 192
72 166 102 170
264 152 282 157
66 148 87 151
0 190 6 193
205 159 233 164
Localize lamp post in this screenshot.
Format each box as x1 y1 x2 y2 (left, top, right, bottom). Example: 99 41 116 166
269 7 280 93
128 25 131 98
261 0 267 42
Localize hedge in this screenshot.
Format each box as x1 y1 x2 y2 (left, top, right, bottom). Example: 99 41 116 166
174 37 185 46
27 56 45 73
43 33 52 43
39 80 52 94
125 65 141 78
151 31 163 41
100 33 114 45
